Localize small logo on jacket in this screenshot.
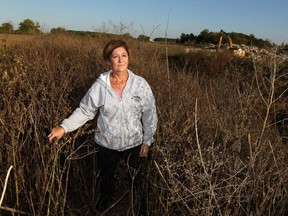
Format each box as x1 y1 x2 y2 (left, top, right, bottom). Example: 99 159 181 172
132 96 141 102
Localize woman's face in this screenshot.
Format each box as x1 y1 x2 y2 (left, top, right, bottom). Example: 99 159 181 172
109 46 129 73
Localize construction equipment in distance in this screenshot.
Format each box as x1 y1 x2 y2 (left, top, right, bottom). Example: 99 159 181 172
218 29 245 57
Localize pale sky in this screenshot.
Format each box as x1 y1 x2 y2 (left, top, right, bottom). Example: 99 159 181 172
1 0 287 44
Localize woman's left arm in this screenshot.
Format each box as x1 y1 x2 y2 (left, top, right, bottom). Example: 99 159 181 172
141 86 158 146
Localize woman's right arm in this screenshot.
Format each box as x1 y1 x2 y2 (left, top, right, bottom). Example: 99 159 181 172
48 80 103 142
48 103 97 143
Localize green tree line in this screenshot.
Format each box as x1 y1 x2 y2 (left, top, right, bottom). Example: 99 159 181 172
178 29 273 48
1 18 287 49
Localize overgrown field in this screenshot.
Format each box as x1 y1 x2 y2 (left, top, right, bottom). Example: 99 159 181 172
1 34 288 216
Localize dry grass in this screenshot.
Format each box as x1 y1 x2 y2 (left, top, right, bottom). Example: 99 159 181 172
0 34 36 48
0 34 288 215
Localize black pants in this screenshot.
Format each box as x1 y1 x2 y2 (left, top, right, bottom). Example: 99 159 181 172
96 143 144 208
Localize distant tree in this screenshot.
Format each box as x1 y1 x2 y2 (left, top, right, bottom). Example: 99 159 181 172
0 22 14 34
138 34 150 41
50 27 66 34
209 31 219 44
196 29 209 44
179 33 195 44
195 29 219 45
17 19 40 34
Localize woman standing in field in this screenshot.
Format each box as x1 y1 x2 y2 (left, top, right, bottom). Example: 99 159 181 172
48 39 158 212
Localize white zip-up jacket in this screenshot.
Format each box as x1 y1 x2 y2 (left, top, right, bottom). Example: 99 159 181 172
60 70 158 151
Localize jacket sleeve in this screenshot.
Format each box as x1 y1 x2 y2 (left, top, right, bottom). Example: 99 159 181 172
141 85 158 145
60 81 103 133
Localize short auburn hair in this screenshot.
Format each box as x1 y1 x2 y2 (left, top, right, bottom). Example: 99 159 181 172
103 39 130 61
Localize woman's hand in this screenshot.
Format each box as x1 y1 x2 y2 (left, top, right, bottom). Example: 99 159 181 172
48 126 65 143
139 144 149 157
